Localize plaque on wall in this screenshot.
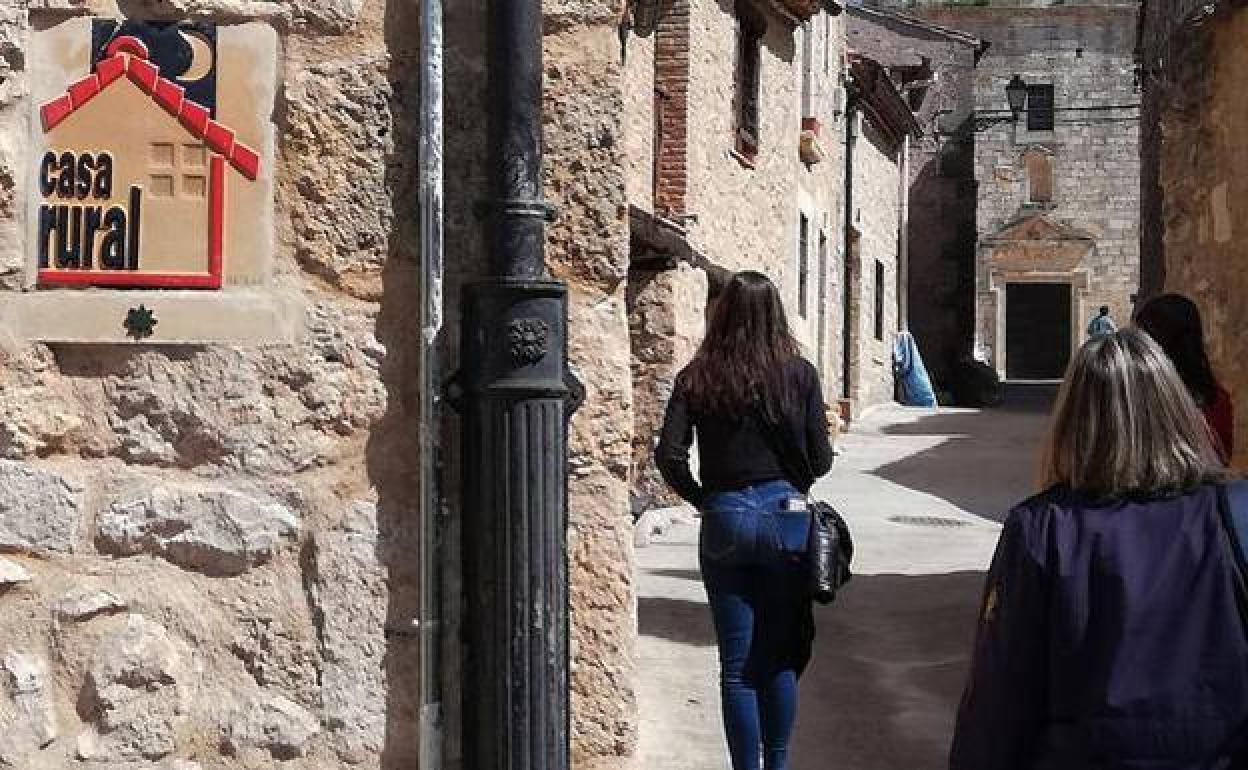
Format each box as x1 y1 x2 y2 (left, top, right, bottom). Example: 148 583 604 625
30 18 273 291
9 17 296 345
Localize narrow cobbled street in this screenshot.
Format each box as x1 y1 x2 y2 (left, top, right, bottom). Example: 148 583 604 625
637 390 1053 769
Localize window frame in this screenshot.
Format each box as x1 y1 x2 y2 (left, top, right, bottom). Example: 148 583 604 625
1026 84 1055 132
874 259 885 341
734 3 765 159
798 212 810 319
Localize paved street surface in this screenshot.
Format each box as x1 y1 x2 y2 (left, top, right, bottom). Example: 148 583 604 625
637 392 1052 769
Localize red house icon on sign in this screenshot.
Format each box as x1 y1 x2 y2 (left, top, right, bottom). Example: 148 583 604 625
36 35 260 289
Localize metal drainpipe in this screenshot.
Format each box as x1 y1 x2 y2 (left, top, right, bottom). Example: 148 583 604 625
460 0 583 768
418 0 445 766
840 94 857 403
897 133 910 332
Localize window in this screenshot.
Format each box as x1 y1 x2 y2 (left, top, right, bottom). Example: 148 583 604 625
735 3 764 158
801 22 813 119
823 12 831 75
817 230 829 374
149 142 208 200
798 213 810 318
1026 84 1055 132
874 260 885 340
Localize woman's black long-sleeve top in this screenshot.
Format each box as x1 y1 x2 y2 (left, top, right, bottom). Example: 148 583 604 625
654 357 835 507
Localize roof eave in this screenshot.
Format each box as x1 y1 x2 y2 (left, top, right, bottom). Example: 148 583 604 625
849 54 922 144
846 5 983 47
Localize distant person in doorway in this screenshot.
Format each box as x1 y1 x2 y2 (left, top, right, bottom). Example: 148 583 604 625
1086 305 1117 338
655 271 834 770
1136 292 1234 462
950 329 1248 770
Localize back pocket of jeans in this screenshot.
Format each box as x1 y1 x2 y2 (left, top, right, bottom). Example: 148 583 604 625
699 512 756 564
766 510 810 555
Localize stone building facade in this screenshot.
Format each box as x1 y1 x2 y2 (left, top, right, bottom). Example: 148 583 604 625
0 3 641 770
623 0 922 509
1138 0 1248 469
858 0 1143 381
847 6 984 396
842 55 919 412
898 2 1141 382
623 0 853 511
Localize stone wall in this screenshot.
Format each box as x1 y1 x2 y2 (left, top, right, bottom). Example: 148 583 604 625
0 2 423 770
623 18 656 215
622 2 849 516
683 0 846 379
627 263 707 512
798 10 850 396
916 5 1140 378
847 118 902 410
848 7 980 395
1138 3 1248 470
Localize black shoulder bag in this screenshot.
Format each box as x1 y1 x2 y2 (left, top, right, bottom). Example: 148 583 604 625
1215 481 1248 766
756 409 853 605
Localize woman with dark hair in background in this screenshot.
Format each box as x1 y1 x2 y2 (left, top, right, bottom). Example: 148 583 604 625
950 329 1248 770
655 271 833 770
1136 293 1234 461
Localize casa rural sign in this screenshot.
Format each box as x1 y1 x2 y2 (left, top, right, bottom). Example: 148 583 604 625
34 20 262 289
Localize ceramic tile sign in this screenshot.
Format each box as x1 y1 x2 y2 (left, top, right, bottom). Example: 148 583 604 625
30 18 276 290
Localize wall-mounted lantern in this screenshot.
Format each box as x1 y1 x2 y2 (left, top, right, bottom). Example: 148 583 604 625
971 73 1028 132
1005 74 1029 117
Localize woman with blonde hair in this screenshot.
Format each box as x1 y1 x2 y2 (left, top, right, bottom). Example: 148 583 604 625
950 328 1248 770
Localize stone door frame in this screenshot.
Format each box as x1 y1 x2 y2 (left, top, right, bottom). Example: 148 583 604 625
979 263 1090 382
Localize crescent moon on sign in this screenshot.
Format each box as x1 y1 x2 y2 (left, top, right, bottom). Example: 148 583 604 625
177 30 214 83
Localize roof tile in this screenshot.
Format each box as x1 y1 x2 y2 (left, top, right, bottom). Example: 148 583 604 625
68 74 101 110
230 142 261 180
153 78 185 117
126 57 159 93
96 55 126 87
40 95 73 131
178 100 211 137
203 120 235 157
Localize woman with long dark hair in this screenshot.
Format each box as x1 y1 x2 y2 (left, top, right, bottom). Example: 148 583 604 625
950 329 1248 769
1135 293 1234 461
655 271 834 770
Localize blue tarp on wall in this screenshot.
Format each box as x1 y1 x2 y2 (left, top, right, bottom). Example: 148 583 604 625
894 331 937 408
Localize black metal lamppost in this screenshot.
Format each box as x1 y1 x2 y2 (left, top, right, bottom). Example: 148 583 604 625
971 73 1029 131
459 1 582 768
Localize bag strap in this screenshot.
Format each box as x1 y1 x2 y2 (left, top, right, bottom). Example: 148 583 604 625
1214 482 1248 770
1216 482 1248 627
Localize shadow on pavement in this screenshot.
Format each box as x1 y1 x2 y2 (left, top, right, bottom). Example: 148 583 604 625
640 572 986 768
639 596 717 647
870 407 1049 523
794 571 985 770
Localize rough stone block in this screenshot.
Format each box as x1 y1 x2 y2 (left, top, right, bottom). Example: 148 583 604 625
0 557 31 587
222 693 320 760
98 483 299 576
0 461 84 554
52 589 127 623
79 615 192 761
308 503 386 763
0 650 58 765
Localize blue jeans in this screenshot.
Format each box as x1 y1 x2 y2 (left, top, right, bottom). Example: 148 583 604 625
700 479 811 770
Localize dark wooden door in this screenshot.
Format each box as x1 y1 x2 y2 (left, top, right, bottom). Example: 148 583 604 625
1006 282 1071 380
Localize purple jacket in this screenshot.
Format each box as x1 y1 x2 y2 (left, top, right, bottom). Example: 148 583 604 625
950 482 1248 770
